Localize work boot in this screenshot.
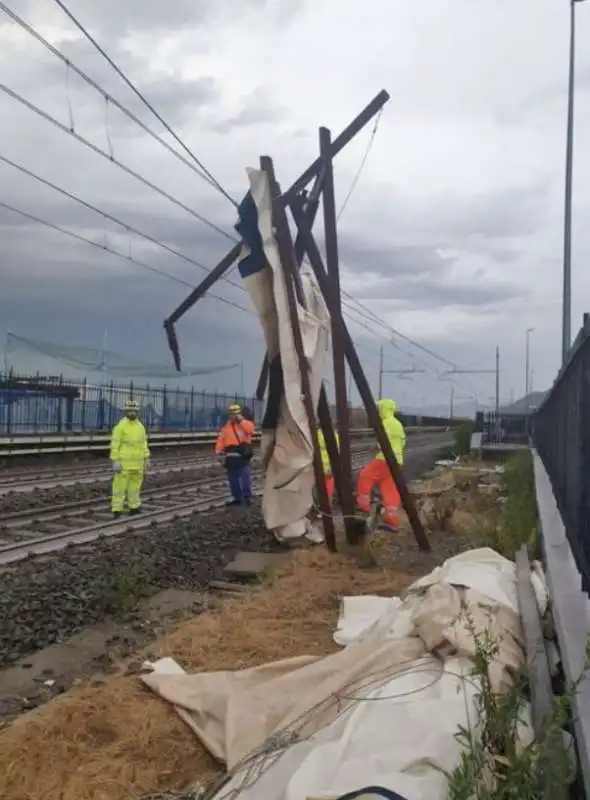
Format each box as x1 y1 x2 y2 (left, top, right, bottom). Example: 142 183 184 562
112 511 122 519
226 499 242 507
128 507 142 516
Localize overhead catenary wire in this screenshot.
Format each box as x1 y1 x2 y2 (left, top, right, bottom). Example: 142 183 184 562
343 290 458 368
318 98 462 373
0 154 246 295
50 0 237 209
0 19 459 375
336 108 383 223
341 305 484 398
0 2 224 194
0 154 433 373
0 147 467 387
303 101 462 374
0 21 474 387
0 154 470 386
0 82 239 245
0 201 255 317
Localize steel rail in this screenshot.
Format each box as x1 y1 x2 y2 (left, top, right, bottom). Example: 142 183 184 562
0 436 450 566
0 479 220 529
0 457 219 497
0 438 380 495
0 453 216 489
0 427 444 457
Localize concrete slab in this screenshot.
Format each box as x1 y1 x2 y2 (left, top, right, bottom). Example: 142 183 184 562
223 551 287 579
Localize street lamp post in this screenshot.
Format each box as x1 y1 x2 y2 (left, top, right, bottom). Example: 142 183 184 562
563 0 587 364
525 327 534 397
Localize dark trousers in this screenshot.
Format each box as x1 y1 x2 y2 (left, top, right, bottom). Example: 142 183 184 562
227 463 252 502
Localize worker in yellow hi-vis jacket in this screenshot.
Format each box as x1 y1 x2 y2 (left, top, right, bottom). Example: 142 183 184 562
110 398 150 517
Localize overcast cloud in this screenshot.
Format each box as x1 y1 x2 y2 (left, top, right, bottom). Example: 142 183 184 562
0 0 589 415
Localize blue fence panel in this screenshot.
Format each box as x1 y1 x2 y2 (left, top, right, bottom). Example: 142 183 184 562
0 372 263 435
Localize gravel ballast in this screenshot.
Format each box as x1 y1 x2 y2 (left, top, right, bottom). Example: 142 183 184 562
0 443 449 668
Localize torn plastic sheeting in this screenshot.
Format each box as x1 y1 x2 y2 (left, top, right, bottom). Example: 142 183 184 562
236 169 331 538
142 548 543 800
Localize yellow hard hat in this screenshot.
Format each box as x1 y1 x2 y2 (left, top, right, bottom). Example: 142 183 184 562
228 403 241 414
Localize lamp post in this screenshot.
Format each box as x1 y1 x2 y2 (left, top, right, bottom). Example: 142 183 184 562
525 327 534 397
563 0 587 364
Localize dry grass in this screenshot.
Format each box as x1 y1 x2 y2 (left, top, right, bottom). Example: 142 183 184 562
0 549 414 800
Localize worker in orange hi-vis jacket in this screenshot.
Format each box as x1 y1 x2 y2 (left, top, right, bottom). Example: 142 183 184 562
356 398 406 528
215 403 255 506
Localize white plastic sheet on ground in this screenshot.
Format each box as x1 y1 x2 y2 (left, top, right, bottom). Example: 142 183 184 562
142 548 550 800
240 168 331 541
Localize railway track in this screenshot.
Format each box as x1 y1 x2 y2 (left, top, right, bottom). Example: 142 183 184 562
0 449 374 566
0 437 382 496
0 453 218 496
0 433 452 566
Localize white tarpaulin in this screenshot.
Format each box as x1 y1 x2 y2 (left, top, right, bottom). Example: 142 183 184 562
237 168 331 541
143 548 549 799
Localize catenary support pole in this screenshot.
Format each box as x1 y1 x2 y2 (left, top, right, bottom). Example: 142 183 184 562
319 126 356 541
163 91 390 370
255 355 269 401
289 197 430 551
261 155 337 551
164 243 241 369
318 384 345 509
495 346 501 442
254 170 327 400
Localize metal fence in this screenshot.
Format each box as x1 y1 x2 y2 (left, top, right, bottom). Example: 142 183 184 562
0 370 467 436
533 317 590 588
476 411 530 445
0 372 264 434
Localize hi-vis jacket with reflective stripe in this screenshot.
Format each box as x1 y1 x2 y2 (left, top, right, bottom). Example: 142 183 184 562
375 398 406 465
318 429 340 475
110 417 150 470
215 419 255 455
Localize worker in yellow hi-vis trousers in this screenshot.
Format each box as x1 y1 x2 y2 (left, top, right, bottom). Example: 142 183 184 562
110 398 150 518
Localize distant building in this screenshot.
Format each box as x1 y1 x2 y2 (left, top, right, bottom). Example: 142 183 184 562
499 391 546 416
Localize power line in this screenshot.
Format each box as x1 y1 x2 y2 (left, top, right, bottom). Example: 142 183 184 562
0 201 255 317
342 290 458 368
0 3 224 195
0 40 464 379
0 153 442 374
316 104 461 373
0 152 445 376
0 154 246 294
336 108 383 222
0 188 442 383
0 23 458 376
0 81 239 244
342 304 486 396
51 0 237 209
1 193 428 380
341 298 448 369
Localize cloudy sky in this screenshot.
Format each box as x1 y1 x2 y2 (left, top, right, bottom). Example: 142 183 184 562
0 0 589 416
